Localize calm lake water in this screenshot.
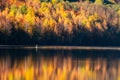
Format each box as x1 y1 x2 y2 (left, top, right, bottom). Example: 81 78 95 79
0 49 120 80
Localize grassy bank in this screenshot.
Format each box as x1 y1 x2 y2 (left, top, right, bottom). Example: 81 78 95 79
0 0 120 45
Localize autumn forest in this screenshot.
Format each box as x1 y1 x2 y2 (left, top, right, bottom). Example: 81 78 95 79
0 0 120 45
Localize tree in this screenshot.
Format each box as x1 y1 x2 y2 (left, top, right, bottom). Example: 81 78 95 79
95 0 104 4
108 0 116 3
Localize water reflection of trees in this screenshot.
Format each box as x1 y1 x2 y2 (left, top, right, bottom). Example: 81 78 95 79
0 55 120 80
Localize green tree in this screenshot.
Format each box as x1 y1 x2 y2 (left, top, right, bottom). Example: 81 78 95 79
20 5 27 14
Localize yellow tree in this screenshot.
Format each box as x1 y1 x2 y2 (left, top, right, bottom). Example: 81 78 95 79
108 0 116 3
95 0 104 4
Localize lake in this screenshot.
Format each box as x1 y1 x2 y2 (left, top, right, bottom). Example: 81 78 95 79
0 48 120 80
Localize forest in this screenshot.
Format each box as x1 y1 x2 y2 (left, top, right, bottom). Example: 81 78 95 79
0 0 120 46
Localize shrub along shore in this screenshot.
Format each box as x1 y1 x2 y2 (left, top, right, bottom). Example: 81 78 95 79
0 0 120 46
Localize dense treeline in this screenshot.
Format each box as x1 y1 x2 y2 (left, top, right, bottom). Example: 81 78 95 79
0 0 120 46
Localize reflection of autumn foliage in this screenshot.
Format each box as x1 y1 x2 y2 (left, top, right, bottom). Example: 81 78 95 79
0 54 120 80
0 0 120 45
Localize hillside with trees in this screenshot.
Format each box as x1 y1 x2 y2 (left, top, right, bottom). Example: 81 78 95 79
0 0 120 46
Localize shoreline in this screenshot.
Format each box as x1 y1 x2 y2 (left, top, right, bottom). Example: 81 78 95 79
0 45 120 50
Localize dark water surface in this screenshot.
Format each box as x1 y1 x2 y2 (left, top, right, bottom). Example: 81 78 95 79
0 49 120 80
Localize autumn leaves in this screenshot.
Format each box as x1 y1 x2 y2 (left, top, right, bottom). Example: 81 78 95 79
0 0 120 45
0 0 109 35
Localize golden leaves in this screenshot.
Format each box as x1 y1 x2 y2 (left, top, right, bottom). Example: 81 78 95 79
24 8 35 25
0 0 112 35
15 13 23 22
